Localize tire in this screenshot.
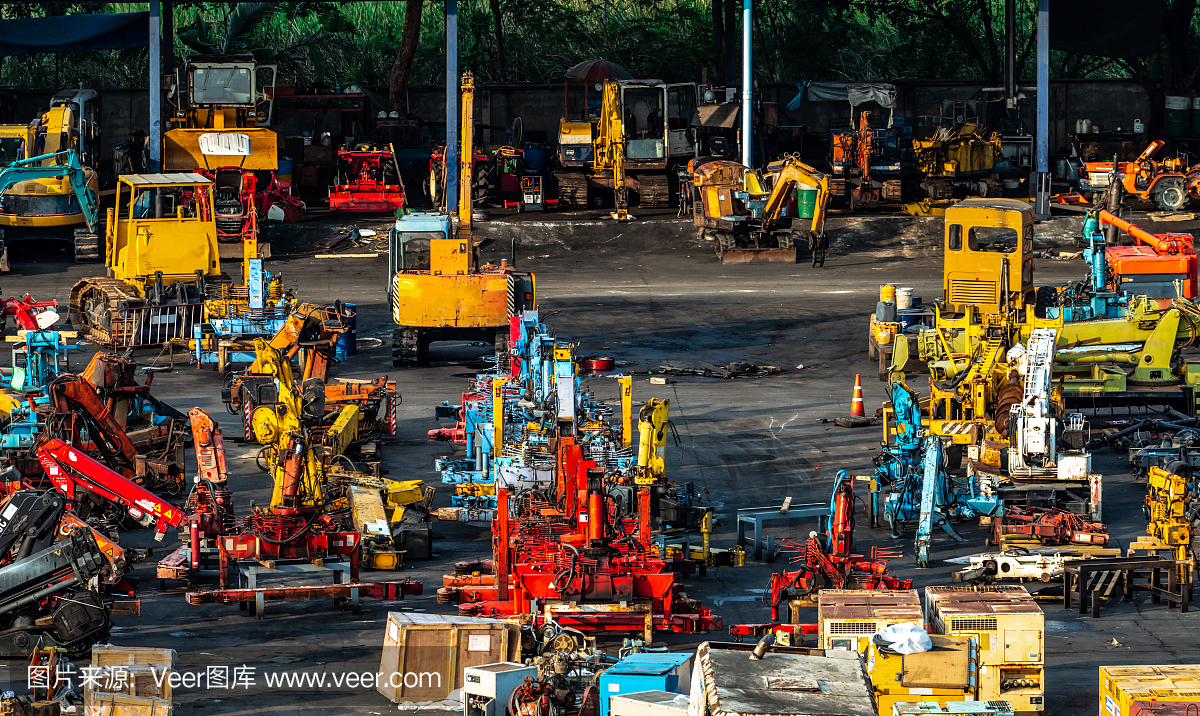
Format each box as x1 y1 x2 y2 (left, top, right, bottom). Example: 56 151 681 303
1034 285 1057 319
1155 178 1188 212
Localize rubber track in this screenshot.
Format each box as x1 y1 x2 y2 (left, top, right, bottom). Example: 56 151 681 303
636 173 670 207
554 171 587 207
73 230 101 263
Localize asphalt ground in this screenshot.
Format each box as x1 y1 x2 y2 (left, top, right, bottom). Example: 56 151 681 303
0 207 1195 715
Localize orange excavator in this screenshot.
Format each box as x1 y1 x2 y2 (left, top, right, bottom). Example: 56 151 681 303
79 352 188 491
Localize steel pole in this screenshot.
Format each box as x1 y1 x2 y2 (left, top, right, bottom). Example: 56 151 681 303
1034 0 1050 219
446 0 459 216
740 0 752 168
149 0 161 172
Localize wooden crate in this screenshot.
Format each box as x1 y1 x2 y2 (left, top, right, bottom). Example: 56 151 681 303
377 613 520 703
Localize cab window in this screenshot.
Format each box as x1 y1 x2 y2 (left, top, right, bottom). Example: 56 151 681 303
967 226 1019 253
948 224 962 251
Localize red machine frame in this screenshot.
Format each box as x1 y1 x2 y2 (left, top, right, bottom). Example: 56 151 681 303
329 147 405 212
439 434 720 637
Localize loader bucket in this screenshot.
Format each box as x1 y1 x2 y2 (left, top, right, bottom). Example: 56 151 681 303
164 128 278 171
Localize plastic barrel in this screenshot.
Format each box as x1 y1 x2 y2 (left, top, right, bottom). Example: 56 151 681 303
334 302 357 360
1191 98 1200 137
876 301 897 323
795 187 818 219
896 287 914 310
880 284 896 303
279 157 294 176
1166 96 1190 137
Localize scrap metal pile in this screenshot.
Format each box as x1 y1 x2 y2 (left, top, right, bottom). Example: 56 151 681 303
431 310 721 636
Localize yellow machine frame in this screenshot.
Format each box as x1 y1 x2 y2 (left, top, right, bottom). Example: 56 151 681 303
635 398 669 485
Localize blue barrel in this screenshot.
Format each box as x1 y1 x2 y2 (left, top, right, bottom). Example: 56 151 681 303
335 303 357 360
898 309 923 332
278 157 294 175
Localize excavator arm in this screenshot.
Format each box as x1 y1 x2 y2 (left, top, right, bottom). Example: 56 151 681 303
762 160 830 235
0 150 98 232
46 374 142 479
595 79 629 221
35 437 186 540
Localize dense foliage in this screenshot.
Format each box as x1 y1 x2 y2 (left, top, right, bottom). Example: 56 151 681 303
0 0 1191 92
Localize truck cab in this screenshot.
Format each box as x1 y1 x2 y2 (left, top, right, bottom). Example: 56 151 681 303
942 198 1035 315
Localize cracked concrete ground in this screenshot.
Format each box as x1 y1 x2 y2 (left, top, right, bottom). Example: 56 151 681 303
0 207 1194 715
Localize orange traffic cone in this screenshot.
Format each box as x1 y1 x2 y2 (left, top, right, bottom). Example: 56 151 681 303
850 374 865 417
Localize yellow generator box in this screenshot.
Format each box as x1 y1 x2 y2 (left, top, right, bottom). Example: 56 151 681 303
818 589 922 653
866 634 978 715
1100 665 1200 716
926 586 1044 713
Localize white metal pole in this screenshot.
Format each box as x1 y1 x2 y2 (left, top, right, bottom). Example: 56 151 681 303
446 0 458 215
149 0 161 172
740 0 752 168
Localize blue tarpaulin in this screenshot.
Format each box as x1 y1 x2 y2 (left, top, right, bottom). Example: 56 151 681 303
0 12 148 57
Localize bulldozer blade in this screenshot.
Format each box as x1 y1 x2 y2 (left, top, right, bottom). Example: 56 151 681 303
719 248 797 264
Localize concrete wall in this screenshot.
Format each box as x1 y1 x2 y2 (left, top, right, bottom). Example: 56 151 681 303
3 78 1153 171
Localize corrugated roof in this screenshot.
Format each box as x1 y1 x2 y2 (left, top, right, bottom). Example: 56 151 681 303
121 173 211 186
693 642 876 716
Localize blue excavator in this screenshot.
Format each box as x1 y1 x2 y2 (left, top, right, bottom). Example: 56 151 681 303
872 336 1002 567
0 149 99 271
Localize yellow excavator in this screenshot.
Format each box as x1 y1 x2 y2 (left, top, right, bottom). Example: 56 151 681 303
555 78 696 208
388 73 537 366
0 90 102 261
688 155 830 265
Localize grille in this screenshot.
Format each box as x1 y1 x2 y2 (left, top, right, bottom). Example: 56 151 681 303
949 280 998 304
828 621 876 634
1088 172 1112 187
950 617 998 631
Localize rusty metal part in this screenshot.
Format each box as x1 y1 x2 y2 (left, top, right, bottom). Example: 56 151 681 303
185 579 422 605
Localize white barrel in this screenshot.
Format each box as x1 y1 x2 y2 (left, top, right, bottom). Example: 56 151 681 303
896 287 914 310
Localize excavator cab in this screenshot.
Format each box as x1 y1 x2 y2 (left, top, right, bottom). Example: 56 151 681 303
942 198 1035 315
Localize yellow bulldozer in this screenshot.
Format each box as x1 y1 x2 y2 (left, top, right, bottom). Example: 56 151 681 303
687 155 830 265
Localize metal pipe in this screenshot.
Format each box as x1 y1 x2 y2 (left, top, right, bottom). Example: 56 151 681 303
1098 209 1192 254
445 0 458 216
149 0 162 172
1054 352 1139 364
740 0 752 168
1004 0 1015 107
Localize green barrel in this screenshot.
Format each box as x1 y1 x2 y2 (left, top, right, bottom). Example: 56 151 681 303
1165 95 1190 137
1190 97 1200 137
795 186 819 219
